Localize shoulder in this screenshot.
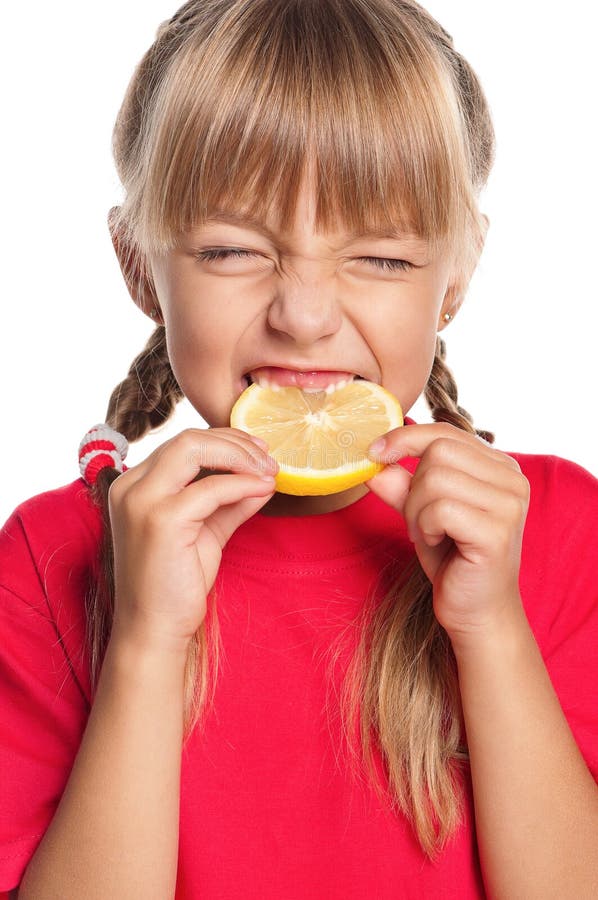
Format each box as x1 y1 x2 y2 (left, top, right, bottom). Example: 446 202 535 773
3 477 101 527
506 452 597 550
0 478 102 603
507 451 597 497
505 453 597 644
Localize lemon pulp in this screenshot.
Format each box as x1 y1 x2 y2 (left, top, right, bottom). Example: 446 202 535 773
230 380 403 496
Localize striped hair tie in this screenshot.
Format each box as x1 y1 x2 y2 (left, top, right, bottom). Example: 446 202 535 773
79 424 129 486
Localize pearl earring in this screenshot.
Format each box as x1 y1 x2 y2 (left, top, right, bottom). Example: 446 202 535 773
443 312 453 322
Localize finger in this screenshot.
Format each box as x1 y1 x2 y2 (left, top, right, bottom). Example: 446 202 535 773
197 492 274 556
365 461 412 510
151 471 276 536
116 428 276 487
223 426 270 451
171 427 277 470
365 467 479 586
411 442 527 504
138 431 278 496
196 489 276 592
415 497 519 563
403 467 523 543
369 423 518 470
210 426 271 451
412 437 523 487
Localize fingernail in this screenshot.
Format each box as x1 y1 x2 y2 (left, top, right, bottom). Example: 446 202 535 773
259 474 276 483
369 437 386 457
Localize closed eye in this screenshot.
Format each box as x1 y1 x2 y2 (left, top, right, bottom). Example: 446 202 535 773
195 248 415 271
363 256 414 272
196 248 258 263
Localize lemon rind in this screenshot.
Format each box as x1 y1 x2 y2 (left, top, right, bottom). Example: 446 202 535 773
274 461 384 496
230 381 403 497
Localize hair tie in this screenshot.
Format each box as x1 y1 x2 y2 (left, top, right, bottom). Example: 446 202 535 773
79 424 129 486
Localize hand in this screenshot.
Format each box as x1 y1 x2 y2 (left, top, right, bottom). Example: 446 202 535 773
107 428 277 653
367 424 531 644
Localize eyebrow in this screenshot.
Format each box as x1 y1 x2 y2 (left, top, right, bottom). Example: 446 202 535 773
203 212 426 246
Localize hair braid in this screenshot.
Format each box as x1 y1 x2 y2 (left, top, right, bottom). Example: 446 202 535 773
425 337 494 444
105 325 184 439
86 326 211 730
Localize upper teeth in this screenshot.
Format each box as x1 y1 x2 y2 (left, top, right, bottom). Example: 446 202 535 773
323 378 350 394
250 374 356 393
254 375 281 392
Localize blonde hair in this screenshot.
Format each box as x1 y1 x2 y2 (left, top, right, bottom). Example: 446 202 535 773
91 0 496 857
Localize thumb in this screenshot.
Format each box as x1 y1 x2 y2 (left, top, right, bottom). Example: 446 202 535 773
365 463 412 515
368 466 453 583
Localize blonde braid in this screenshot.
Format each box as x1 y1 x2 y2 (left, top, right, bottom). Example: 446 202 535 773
87 328 214 732
425 337 495 444
105 326 184 439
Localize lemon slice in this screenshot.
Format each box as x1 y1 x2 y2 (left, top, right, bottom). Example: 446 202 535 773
230 379 403 495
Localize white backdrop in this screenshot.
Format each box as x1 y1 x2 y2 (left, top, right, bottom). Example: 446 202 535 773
1 1 596 524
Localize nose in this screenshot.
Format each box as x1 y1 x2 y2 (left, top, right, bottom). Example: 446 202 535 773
267 269 343 346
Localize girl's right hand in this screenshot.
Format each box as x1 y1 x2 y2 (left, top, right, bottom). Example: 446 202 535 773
107 427 277 653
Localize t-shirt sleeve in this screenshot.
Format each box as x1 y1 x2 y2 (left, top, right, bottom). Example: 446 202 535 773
517 454 598 781
0 507 91 893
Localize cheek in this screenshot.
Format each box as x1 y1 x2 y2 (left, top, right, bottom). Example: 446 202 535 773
163 296 253 427
381 327 437 389
165 287 238 363
161 302 223 396
165 326 229 426
365 292 444 408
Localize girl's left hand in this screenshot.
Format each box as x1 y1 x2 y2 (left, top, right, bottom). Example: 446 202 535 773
367 424 531 644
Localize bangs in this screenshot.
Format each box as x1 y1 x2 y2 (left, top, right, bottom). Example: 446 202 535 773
115 0 481 264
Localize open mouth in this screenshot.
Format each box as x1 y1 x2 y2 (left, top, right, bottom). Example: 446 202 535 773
245 367 365 394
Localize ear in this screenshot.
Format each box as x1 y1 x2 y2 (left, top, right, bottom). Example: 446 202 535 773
108 207 163 325
437 281 463 332
438 213 489 331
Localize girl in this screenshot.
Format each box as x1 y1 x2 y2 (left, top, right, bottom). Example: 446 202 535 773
1 1 597 897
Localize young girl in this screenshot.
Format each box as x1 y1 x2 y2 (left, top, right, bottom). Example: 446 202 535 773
1 1 597 897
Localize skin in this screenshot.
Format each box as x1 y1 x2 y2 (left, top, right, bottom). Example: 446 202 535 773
17 180 596 898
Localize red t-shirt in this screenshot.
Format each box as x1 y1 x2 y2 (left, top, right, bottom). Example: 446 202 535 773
1 451 597 897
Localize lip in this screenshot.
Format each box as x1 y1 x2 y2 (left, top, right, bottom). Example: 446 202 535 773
246 366 367 393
